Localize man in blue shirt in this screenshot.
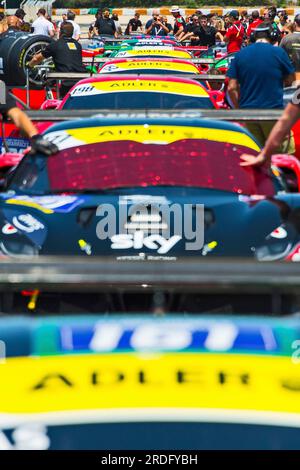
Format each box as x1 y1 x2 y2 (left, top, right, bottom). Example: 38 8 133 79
227 22 295 148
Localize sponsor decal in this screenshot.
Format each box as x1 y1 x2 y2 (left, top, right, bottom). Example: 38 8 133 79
70 79 208 98
5 196 83 214
67 42 76 50
0 424 50 450
116 48 192 59
100 60 198 74
0 138 29 154
58 322 278 354
116 255 177 261
12 214 44 234
110 232 181 254
44 125 260 152
0 353 300 414
1 210 47 245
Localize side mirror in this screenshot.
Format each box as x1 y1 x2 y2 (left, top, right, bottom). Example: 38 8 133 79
271 154 300 192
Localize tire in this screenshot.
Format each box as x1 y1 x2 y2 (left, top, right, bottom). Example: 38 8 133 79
0 32 53 86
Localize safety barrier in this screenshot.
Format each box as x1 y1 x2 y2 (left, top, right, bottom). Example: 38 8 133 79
52 7 300 17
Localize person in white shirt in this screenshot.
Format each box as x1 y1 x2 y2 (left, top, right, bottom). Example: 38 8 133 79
32 8 54 37
66 10 81 41
112 13 122 36
57 11 67 32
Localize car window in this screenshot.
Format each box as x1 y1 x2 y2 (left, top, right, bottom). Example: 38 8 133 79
8 139 275 196
62 92 214 110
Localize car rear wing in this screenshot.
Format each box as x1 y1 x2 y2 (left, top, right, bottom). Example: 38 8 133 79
22 109 283 122
45 72 226 81
37 71 226 100
0 257 297 296
82 57 217 65
0 258 299 315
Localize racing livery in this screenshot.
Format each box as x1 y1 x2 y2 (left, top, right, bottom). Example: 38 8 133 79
112 46 193 60
1 116 300 261
58 75 217 110
98 58 201 75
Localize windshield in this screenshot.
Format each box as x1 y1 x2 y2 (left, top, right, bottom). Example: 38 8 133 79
62 92 214 110
9 140 275 196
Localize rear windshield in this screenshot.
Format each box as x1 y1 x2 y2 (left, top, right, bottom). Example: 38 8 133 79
62 92 214 110
10 139 275 196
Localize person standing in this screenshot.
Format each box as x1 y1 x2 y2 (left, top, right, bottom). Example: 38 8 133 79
145 14 170 37
278 10 290 33
227 22 295 148
178 15 197 42
145 9 160 34
194 14 223 46
124 12 143 35
94 8 117 38
224 10 245 54
1 15 20 35
112 13 122 36
247 10 263 39
65 10 81 41
170 5 185 38
57 11 68 33
32 8 55 37
241 98 300 167
15 8 26 27
28 22 86 98
162 16 173 35
280 14 300 80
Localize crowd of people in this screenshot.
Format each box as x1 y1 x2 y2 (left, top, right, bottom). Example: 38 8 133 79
0 5 298 55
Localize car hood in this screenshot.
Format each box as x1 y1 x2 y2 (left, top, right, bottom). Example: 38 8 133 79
0 188 298 261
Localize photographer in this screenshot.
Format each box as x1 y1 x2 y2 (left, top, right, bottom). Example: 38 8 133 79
145 14 170 36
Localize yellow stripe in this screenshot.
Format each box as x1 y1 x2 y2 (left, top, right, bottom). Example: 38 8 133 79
0 353 299 414
91 80 207 97
66 125 260 151
5 200 54 214
116 49 193 59
101 61 199 74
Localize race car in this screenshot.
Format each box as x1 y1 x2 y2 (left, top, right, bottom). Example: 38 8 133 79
42 75 219 111
98 58 201 76
81 37 184 58
111 46 193 60
1 115 300 261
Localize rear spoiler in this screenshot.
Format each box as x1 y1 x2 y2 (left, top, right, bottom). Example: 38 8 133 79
45 72 226 82
22 109 283 122
81 57 217 65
